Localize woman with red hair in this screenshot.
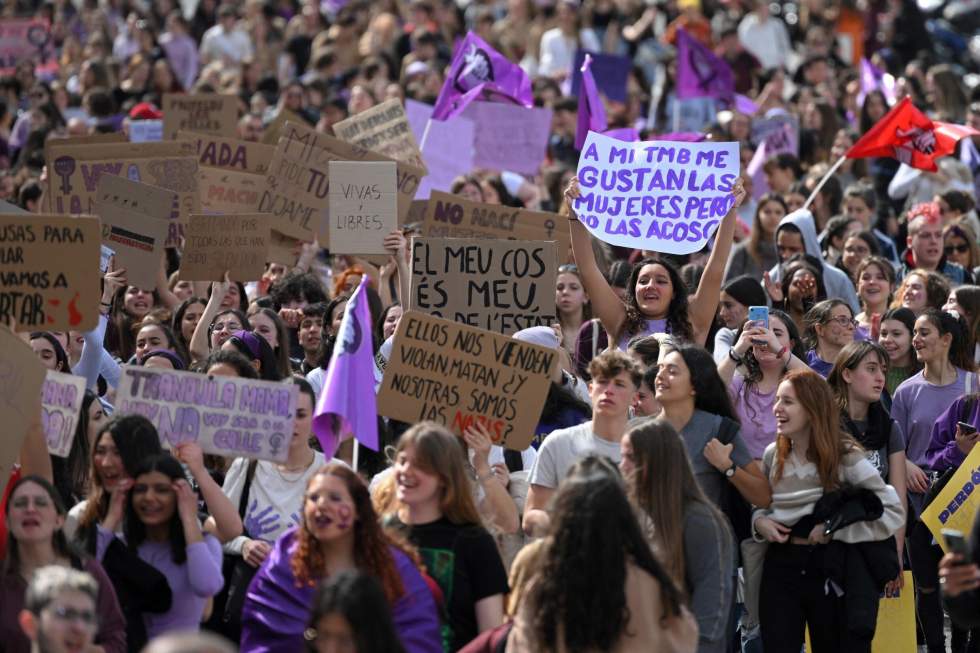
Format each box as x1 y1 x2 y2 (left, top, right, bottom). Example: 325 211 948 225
753 370 904 652
241 463 441 653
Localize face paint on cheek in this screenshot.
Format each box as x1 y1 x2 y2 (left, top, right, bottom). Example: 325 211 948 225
336 504 352 530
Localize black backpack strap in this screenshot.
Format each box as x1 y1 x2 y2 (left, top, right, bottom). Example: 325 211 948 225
238 460 259 536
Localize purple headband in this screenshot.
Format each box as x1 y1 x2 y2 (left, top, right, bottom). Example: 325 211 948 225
229 330 262 360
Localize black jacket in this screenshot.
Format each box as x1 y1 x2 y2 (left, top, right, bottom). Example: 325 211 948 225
815 488 901 651
944 508 980 628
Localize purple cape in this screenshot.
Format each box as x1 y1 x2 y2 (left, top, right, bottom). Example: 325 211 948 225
241 527 443 653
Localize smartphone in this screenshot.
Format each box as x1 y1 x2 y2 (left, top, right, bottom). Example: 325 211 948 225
870 313 882 341
943 529 972 561
747 306 769 330
747 306 769 345
958 421 978 436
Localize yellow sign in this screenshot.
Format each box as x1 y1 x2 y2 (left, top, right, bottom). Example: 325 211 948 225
921 444 980 553
805 571 914 653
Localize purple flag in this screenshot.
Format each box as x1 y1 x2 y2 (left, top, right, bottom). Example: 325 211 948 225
858 58 896 107
734 93 759 115
312 277 378 458
575 54 607 150
431 31 533 121
676 28 734 102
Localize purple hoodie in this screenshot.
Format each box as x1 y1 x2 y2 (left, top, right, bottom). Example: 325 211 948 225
925 395 980 472
241 527 442 653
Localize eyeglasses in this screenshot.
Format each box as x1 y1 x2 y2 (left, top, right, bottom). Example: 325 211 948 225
824 316 858 328
945 244 970 255
211 320 242 333
44 605 98 629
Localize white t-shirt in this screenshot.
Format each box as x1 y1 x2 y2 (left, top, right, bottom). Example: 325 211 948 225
221 451 327 554
528 421 621 489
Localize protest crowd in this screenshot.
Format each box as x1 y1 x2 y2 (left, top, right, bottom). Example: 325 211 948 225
5 0 980 651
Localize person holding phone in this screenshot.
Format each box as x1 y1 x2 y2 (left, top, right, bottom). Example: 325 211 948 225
940 520 980 629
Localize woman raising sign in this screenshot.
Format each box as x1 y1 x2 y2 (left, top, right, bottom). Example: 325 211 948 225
563 176 746 348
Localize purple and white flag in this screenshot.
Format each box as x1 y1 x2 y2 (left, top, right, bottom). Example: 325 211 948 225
676 28 734 102
431 31 533 121
312 276 378 458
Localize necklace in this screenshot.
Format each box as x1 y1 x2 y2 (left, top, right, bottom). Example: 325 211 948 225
275 451 315 481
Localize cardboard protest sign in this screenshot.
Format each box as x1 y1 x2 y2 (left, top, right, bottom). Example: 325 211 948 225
459 102 552 174
423 191 570 257
751 114 799 156
260 120 424 244
199 167 264 214
328 161 397 255
41 370 86 458
261 108 305 145
162 93 237 141
806 572 915 653
411 238 557 335
268 229 301 266
115 365 298 462
0 214 101 331
921 444 980 552
0 329 46 481
573 131 739 254
0 18 57 75
570 50 631 103
130 120 163 142
377 311 557 449
333 99 427 171
96 175 174 289
405 100 475 200
179 131 275 175
182 214 270 281
45 141 199 247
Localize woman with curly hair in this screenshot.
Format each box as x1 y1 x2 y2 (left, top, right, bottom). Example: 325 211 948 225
507 456 697 652
241 463 441 653
891 269 950 316
564 176 747 347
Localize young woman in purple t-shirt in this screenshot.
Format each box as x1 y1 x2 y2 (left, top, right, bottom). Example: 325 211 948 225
891 309 977 653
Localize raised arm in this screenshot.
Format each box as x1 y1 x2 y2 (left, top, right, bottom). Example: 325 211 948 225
690 178 746 345
156 257 180 310
383 230 411 308
176 442 243 543
564 178 627 339
189 276 231 364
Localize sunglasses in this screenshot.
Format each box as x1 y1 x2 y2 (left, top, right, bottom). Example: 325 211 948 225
558 264 579 273
945 244 970 255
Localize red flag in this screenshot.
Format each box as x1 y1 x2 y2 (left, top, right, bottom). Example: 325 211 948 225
847 97 980 171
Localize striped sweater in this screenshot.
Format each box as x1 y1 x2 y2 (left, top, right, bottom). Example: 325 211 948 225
752 444 905 543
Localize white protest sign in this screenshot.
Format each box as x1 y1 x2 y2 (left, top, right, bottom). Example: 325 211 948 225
573 131 739 254
328 161 397 255
41 370 86 457
115 365 297 462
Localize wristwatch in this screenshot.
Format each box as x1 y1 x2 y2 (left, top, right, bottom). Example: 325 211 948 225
724 463 737 478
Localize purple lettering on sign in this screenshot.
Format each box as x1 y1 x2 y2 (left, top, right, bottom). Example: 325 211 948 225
115 365 297 463
573 132 739 255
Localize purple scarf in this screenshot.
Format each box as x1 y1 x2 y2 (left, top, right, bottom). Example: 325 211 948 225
241 528 443 653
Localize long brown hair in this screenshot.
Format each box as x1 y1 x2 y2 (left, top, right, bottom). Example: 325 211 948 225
773 369 859 491
748 193 787 266
393 422 482 526
625 419 730 588
291 463 409 603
